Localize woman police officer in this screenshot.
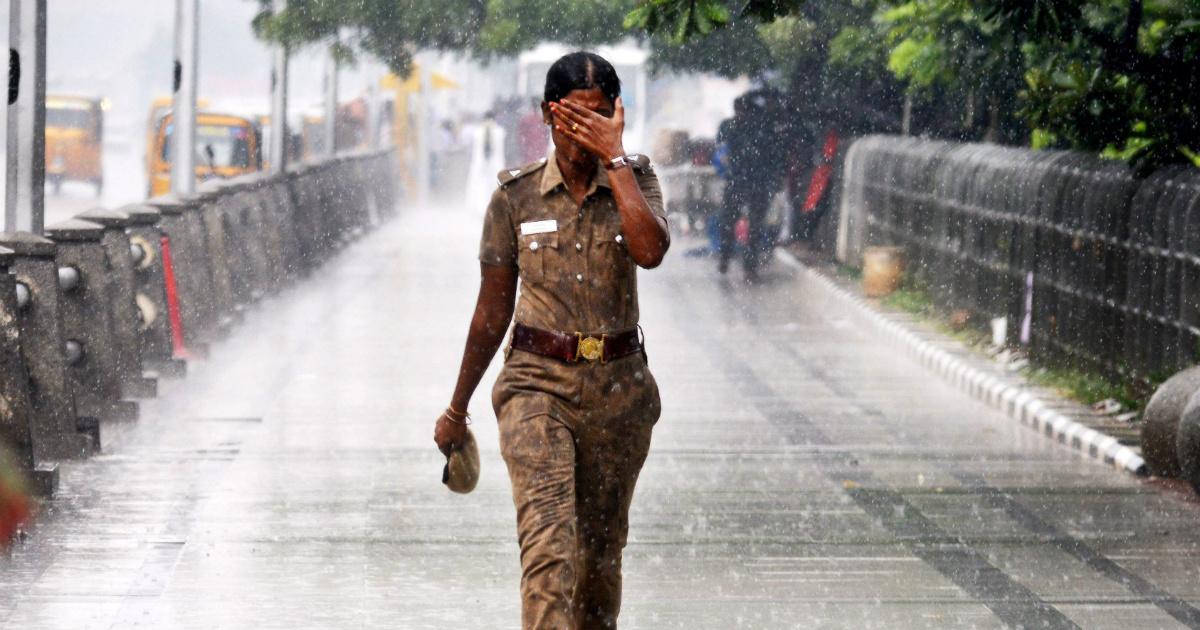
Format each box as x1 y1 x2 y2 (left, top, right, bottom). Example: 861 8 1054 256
433 52 670 630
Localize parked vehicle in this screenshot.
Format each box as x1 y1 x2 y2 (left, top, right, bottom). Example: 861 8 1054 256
45 95 106 196
148 112 262 198
144 96 210 184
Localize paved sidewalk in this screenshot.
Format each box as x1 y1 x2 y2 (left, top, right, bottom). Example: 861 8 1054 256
2 204 1199 630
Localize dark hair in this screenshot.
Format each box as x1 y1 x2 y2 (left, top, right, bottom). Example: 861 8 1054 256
543 52 621 104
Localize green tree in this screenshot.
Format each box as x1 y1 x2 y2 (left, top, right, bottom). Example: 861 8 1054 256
637 0 1200 168
879 1 1027 143
477 0 633 56
251 0 778 78
249 0 898 136
985 0 1200 170
250 0 487 74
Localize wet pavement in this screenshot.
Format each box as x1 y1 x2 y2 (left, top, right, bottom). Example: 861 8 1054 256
2 203 1200 629
44 143 148 226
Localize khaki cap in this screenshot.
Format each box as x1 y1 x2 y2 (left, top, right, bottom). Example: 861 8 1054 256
442 428 480 494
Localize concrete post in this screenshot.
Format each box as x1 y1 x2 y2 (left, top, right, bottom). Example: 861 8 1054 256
5 0 47 234
171 0 199 195
75 208 157 400
115 204 188 378
366 61 382 149
324 46 337 156
0 244 57 495
144 195 215 354
269 0 289 173
0 232 94 463
45 219 138 424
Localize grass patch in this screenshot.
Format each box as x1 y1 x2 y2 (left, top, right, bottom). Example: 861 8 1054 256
842 266 1150 412
881 276 989 347
1027 365 1145 411
882 286 933 315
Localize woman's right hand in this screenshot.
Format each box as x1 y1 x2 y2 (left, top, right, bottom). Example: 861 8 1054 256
434 412 468 458
437 265 516 459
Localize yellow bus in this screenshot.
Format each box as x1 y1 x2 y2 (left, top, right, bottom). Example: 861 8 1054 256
148 112 262 198
46 95 106 195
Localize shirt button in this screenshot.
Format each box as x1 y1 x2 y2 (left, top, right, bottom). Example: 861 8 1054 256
576 274 584 282
530 241 539 251
576 243 583 251
615 235 624 244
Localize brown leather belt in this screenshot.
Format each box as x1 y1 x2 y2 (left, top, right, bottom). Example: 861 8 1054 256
511 323 642 364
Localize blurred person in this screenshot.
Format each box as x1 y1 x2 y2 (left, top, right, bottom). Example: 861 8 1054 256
434 51 670 630
464 111 507 214
715 89 788 280
439 119 458 151
495 96 527 165
791 128 841 243
518 98 551 164
432 119 458 189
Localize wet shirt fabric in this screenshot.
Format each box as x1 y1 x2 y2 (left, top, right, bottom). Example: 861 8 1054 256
478 152 665 334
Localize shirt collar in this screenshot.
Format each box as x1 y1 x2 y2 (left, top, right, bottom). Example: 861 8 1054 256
539 152 610 197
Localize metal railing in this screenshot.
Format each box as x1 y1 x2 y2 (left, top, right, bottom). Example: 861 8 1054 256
840 135 1200 385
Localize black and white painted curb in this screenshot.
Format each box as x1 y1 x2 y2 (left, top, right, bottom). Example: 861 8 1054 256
776 251 1147 475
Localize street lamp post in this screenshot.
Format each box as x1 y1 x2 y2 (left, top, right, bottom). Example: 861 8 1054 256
366 61 381 150
5 0 47 234
171 0 199 196
269 0 288 173
323 46 337 157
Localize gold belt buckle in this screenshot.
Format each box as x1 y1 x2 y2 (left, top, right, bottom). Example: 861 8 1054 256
575 333 607 364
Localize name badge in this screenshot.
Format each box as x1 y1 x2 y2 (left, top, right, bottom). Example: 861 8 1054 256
521 220 558 235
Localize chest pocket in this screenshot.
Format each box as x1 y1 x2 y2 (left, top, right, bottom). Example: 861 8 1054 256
594 225 635 285
518 232 558 284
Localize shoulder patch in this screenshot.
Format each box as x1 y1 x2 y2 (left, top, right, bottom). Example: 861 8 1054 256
626 154 653 174
496 159 548 187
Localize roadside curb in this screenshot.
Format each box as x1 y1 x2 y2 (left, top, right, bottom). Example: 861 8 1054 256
775 250 1147 475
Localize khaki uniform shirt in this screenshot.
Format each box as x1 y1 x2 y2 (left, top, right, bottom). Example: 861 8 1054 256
479 153 665 334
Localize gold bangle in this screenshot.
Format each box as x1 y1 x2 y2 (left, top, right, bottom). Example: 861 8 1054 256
445 406 472 425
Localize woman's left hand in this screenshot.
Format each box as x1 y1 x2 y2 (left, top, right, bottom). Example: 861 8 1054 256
551 97 626 162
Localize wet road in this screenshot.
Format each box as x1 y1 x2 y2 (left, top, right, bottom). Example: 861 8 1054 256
43 140 147 226
2 203 1199 629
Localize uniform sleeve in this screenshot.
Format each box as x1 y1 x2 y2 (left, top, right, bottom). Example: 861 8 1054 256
637 170 667 220
479 187 518 269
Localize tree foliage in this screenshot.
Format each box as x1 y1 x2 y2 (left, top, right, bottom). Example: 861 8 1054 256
479 0 633 56
251 0 1200 169
637 0 1200 169
250 0 486 75
251 0 796 79
990 0 1200 170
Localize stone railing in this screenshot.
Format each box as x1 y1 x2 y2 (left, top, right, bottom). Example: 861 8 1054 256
0 149 399 494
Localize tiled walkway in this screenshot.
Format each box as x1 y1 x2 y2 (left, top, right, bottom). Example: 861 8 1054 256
2 204 1198 629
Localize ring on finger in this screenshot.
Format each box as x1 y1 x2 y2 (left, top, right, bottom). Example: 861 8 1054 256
572 122 579 131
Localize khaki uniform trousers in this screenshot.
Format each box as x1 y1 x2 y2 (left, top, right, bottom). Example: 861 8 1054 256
492 348 661 630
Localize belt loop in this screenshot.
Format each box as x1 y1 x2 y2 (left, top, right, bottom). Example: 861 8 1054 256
600 333 609 365
572 332 583 362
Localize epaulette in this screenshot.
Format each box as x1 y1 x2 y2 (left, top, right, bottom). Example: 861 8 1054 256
497 158 548 187
626 154 653 175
